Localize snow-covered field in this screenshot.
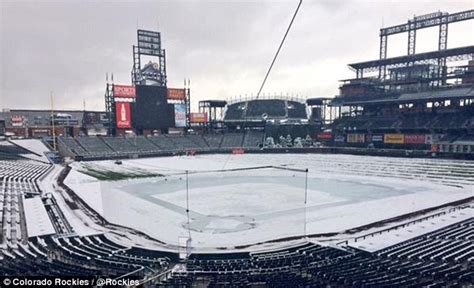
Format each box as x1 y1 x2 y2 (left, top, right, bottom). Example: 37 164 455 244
65 154 474 248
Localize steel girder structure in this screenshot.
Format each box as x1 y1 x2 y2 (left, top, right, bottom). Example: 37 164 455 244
376 9 474 82
104 83 115 136
131 30 167 87
199 100 227 123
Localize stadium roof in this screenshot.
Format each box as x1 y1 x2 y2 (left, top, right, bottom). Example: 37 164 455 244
348 46 474 72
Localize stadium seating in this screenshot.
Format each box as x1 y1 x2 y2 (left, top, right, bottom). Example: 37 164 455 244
147 135 176 151
1 148 473 286
59 132 268 159
220 133 244 148
166 135 200 150
431 113 471 130
242 130 264 148
186 135 209 149
0 160 51 246
0 234 172 278
157 218 473 287
58 137 89 157
0 158 173 279
203 134 223 148
102 137 140 154
126 136 160 153
332 109 474 133
76 137 114 155
0 143 32 160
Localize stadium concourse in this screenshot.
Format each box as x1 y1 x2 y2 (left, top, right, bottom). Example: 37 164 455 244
0 139 473 287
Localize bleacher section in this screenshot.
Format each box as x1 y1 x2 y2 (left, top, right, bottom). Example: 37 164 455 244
76 137 114 155
158 218 473 287
59 137 88 156
147 135 176 151
102 137 139 154
127 136 160 153
167 135 200 150
186 135 209 149
58 132 263 160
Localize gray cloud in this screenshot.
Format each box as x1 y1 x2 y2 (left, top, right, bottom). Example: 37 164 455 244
1 0 473 111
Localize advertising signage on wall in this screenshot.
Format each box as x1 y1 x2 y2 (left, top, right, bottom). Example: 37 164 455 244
317 133 333 140
347 133 365 143
404 134 426 144
113 85 136 98
115 102 131 129
384 134 405 144
334 134 346 142
167 88 186 101
190 113 208 123
11 115 24 127
368 135 384 142
174 104 187 128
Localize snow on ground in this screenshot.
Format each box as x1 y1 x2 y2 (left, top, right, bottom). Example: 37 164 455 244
38 164 101 237
9 139 50 162
23 197 56 237
65 154 474 248
348 207 473 252
65 169 104 215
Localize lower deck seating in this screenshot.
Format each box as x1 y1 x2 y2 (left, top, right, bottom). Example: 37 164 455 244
0 234 173 278
0 160 51 246
0 159 174 278
159 218 474 287
59 132 264 159
203 134 223 148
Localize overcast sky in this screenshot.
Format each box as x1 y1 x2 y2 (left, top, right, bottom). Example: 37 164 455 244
1 0 473 111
